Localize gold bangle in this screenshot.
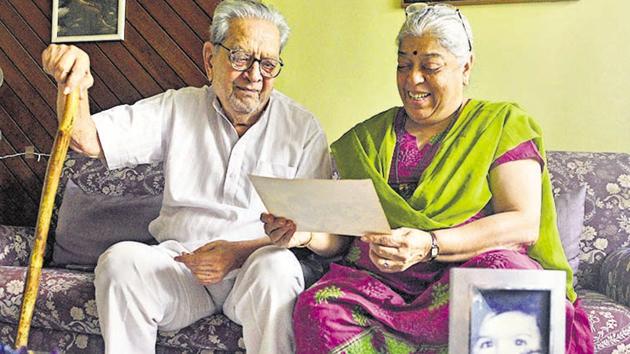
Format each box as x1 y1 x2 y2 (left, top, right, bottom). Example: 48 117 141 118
297 232 313 248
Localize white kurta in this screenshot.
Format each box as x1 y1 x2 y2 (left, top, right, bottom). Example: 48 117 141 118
93 86 332 250
92 86 331 354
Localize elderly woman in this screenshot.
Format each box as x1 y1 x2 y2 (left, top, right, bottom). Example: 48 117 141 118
262 3 593 353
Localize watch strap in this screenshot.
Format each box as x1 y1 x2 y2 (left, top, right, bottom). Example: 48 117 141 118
428 231 440 261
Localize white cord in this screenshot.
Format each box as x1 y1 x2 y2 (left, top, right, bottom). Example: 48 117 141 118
0 152 51 162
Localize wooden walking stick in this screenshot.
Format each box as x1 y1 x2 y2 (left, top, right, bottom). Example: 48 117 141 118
15 89 80 349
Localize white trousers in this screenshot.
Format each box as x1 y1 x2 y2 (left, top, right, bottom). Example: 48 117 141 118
94 240 305 354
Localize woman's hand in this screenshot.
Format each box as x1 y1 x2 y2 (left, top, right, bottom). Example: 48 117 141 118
260 213 312 248
362 227 432 272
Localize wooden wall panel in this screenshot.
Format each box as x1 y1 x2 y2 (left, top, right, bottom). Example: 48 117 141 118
0 0 220 226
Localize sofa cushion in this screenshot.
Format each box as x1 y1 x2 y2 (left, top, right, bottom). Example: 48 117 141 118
555 186 587 276
0 266 244 352
577 289 630 354
50 153 165 267
53 179 161 266
599 247 630 308
0 266 100 335
0 323 103 354
0 322 245 354
547 151 630 291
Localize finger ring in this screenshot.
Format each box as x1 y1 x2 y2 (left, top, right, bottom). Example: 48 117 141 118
383 261 389 268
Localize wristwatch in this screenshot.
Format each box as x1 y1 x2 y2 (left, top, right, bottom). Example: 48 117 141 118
428 231 440 261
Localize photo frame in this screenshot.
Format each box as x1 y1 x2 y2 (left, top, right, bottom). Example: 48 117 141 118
449 268 566 354
52 0 126 43
402 0 576 5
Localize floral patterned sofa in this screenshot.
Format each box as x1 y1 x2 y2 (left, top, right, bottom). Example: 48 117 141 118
0 151 629 353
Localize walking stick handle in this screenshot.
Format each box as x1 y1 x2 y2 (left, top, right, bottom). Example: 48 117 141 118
15 89 79 348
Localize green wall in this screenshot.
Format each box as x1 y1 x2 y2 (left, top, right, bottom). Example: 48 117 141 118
269 0 629 153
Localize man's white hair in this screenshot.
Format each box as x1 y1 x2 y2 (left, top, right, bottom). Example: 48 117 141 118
209 0 290 51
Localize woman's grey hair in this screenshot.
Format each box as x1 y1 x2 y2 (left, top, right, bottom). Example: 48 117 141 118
397 4 473 66
209 0 290 52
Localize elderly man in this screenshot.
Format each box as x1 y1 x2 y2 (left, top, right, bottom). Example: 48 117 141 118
41 1 345 353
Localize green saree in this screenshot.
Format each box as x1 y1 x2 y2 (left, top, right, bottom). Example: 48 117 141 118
330 99 576 301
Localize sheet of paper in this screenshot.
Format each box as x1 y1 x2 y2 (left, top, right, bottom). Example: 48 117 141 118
250 175 391 236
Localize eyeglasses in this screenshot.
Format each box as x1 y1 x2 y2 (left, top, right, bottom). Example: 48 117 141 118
405 3 472 52
215 43 284 78
455 9 472 52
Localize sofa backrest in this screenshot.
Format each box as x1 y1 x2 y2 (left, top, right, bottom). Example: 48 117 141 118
49 151 630 290
53 152 164 221
547 151 630 290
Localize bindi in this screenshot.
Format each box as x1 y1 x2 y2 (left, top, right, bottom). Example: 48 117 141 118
413 50 418 56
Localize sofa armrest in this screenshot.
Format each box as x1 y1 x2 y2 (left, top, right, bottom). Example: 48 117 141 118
598 247 630 308
0 225 35 266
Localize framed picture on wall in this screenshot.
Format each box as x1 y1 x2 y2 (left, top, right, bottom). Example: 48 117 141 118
52 0 126 43
449 268 566 354
402 0 576 5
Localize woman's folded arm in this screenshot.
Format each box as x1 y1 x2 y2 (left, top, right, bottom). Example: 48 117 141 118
434 158 542 262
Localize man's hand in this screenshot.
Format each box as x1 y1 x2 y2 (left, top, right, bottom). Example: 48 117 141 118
174 240 244 285
260 213 311 248
42 44 93 96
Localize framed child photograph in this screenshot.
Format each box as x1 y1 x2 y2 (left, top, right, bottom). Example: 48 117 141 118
52 0 126 43
449 268 566 354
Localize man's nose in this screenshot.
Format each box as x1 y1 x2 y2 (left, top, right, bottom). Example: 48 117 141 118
244 60 263 82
